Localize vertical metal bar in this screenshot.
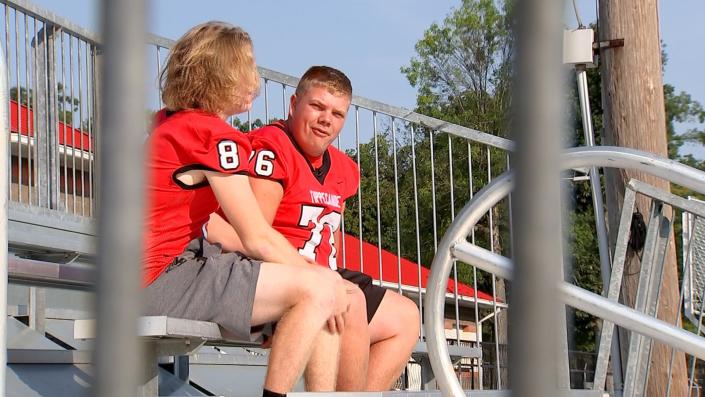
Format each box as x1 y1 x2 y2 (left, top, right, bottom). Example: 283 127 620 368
666 216 697 397
86 41 94 216
39 21 47 208
469 141 483 389
15 9 21 203
576 65 624 391
31 17 38 206
410 124 423 339
623 203 670 397
429 129 438 252
48 25 58 210
263 78 269 123
28 286 45 333
96 0 146 396
576 66 612 281
78 39 85 216
24 13 32 205
449 135 461 346
355 106 363 274
4 6 9 203
391 118 402 293
281 82 287 118
91 37 101 212
511 0 565 395
69 36 76 213
487 147 502 388
372 112 383 283
246 109 251 132
506 153 514 255
0 37 10 397
60 32 67 211
154 45 161 109
593 188 637 391
337 131 347 270
688 290 705 395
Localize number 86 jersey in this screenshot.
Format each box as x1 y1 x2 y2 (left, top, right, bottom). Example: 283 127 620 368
248 121 360 270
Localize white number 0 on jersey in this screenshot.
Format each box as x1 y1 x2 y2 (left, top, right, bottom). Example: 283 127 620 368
298 205 342 270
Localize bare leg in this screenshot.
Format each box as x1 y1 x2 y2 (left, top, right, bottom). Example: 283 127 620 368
334 287 369 390
303 329 340 391
366 291 420 391
251 262 339 394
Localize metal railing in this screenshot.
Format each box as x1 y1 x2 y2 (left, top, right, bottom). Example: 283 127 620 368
9 1 705 396
1 0 514 392
0 0 98 216
425 147 705 396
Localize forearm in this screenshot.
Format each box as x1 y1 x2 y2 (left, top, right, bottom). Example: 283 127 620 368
243 227 311 267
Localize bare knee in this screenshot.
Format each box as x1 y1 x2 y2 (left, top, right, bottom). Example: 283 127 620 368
372 293 420 343
296 267 338 319
399 296 421 340
345 287 368 333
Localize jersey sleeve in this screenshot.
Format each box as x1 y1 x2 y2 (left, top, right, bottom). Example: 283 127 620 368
181 126 252 175
248 133 289 185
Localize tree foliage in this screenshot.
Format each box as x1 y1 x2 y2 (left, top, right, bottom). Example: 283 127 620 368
10 83 81 125
346 0 705 353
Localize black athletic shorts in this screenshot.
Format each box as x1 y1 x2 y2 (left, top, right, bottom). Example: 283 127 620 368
337 268 387 323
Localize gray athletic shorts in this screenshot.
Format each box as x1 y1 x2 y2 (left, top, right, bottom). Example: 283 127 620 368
143 238 262 341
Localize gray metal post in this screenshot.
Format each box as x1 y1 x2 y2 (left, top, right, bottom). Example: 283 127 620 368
28 286 46 334
0 40 9 397
32 24 57 210
576 65 624 391
95 0 147 396
511 0 565 396
419 357 436 391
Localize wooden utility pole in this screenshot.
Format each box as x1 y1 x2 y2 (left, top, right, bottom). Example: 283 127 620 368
598 0 688 395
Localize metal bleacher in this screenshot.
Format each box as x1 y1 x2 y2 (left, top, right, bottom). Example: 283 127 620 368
0 0 495 395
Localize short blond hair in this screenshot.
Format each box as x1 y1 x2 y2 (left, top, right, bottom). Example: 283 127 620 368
160 21 260 115
295 66 352 99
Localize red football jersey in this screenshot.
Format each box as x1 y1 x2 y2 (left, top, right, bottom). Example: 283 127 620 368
143 109 251 285
248 121 360 269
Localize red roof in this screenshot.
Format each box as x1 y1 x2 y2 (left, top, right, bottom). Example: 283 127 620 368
337 234 494 301
9 100 93 150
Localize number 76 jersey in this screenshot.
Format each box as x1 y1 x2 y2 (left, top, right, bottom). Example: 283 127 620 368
248 121 360 270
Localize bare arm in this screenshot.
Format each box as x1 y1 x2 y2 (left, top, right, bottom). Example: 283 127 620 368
205 171 309 267
206 175 284 251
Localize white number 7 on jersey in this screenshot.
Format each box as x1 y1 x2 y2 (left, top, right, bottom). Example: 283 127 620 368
297 205 342 270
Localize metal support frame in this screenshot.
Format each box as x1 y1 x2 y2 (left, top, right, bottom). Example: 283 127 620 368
425 147 705 396
94 0 146 396
623 202 671 397
28 285 46 333
33 23 58 209
593 188 636 392
575 64 623 391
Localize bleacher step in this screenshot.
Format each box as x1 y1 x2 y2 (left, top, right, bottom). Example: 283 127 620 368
288 391 607 397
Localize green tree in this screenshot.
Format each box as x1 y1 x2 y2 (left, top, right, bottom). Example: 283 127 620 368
391 1 705 354
10 82 80 125
401 0 513 137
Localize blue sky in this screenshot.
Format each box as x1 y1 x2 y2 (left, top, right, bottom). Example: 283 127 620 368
31 0 705 157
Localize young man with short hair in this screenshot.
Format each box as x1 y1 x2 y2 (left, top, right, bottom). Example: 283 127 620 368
209 66 420 391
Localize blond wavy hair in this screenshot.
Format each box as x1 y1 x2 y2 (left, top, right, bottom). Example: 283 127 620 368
160 21 260 115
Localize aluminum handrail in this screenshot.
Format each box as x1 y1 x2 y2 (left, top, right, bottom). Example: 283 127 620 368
1 0 514 153
425 146 705 396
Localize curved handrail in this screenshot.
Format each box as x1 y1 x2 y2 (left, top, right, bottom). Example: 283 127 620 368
424 146 705 396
